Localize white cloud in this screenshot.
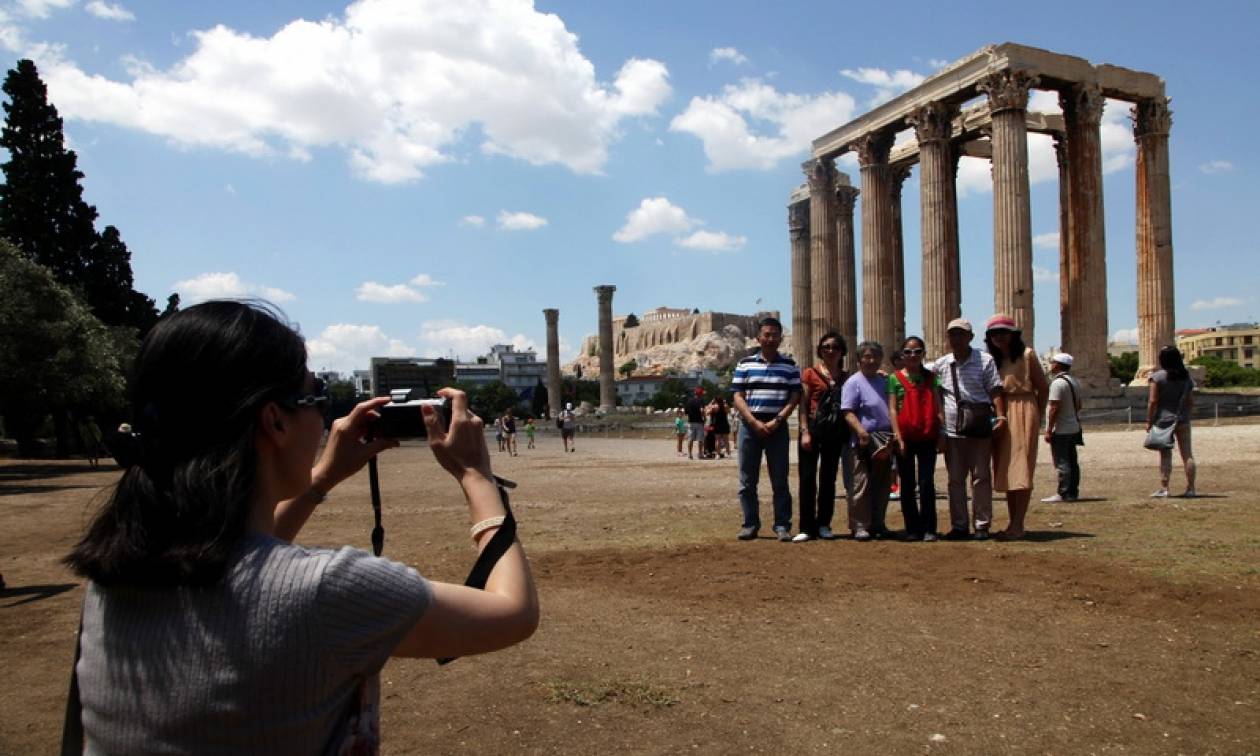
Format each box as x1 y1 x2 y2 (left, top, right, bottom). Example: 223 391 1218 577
676 230 746 252
1112 327 1139 344
417 319 536 360
1033 232 1060 249
356 281 427 303
928 58 950 69
1032 265 1057 283
670 78 856 171
409 273 444 287
1192 297 1244 311
839 67 926 106
16 0 74 19
613 196 697 242
29 0 671 183
1199 160 1235 174
84 0 133 21
173 271 295 303
306 323 414 373
709 47 748 66
497 210 547 231
459 214 486 227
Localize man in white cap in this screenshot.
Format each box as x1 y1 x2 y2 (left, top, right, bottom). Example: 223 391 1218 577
559 402 577 453
1042 353 1083 502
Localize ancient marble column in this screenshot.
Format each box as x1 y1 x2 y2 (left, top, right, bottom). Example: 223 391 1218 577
979 70 1038 346
788 185 813 364
909 101 961 361
593 285 616 412
853 129 897 362
543 308 562 418
1061 82 1110 390
804 158 838 352
1053 134 1073 354
890 164 912 350
1133 97 1175 382
834 179 860 371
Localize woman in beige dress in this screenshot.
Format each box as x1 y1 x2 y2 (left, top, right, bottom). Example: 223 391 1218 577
984 314 1049 540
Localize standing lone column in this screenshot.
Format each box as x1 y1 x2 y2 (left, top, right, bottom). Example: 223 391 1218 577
834 178 860 371
593 285 617 413
1053 134 1073 355
853 129 897 362
980 70 1038 347
543 308 562 418
1133 97 1175 382
910 101 961 361
1061 82 1110 390
890 164 911 349
804 158 839 349
788 185 813 363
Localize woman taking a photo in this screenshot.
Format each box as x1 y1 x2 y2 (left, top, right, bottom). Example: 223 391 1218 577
887 336 941 541
794 332 849 541
1147 345 1197 498
984 314 1048 541
63 300 538 753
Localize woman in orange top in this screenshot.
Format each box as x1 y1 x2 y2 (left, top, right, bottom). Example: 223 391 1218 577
794 332 849 541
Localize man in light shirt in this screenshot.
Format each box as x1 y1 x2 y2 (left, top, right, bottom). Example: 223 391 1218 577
1042 353 1083 502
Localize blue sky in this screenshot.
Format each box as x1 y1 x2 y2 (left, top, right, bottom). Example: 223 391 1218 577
1 0 1255 372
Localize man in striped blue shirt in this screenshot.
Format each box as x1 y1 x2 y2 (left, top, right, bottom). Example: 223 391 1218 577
731 317 802 541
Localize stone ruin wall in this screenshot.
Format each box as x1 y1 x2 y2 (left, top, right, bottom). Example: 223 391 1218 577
572 309 789 376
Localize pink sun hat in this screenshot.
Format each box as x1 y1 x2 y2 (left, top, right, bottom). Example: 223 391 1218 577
984 313 1019 332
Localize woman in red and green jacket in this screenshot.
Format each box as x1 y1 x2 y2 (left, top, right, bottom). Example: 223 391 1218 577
887 335 942 541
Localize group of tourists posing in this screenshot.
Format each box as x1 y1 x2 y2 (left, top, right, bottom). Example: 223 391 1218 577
729 313 1142 543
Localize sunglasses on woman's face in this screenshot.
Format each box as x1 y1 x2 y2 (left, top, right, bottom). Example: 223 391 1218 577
820 343 844 353
902 348 925 356
284 377 330 410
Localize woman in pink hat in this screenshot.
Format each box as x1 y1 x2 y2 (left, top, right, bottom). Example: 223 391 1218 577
984 314 1049 539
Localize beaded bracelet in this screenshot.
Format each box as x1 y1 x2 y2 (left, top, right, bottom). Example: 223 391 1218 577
470 515 507 540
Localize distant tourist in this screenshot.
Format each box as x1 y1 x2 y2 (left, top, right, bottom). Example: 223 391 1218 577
1042 353 1083 503
673 408 687 457
78 416 105 469
559 402 577 453
709 396 731 459
842 340 896 541
794 331 848 542
934 318 1006 541
524 417 536 450
1146 345 1197 498
501 409 518 457
888 336 942 541
985 314 1048 541
493 415 505 452
685 387 706 460
731 317 801 541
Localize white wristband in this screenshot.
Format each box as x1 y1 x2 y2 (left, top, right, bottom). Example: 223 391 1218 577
471 516 506 540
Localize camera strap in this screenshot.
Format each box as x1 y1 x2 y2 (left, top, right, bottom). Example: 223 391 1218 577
366 455 517 666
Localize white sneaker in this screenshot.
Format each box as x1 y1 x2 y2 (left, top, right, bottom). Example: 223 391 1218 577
791 532 814 543
1040 494 1065 503
818 526 836 540
1150 488 1169 498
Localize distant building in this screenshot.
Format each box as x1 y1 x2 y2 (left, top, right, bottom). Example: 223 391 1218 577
315 370 343 386
453 358 501 388
1107 341 1138 358
1177 324 1259 369
369 357 456 398
491 344 548 397
351 369 371 396
615 375 671 405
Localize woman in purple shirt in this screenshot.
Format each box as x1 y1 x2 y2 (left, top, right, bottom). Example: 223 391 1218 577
841 341 896 541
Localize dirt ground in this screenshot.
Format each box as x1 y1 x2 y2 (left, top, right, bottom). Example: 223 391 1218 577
2 422 1259 754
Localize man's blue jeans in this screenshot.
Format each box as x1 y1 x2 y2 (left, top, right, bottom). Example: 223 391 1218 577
737 421 792 531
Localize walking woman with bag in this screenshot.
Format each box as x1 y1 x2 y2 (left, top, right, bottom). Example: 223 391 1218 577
1146 345 1197 498
62 301 538 754
794 332 849 541
887 336 941 541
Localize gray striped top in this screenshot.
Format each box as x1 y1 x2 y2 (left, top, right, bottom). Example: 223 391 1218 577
78 531 432 754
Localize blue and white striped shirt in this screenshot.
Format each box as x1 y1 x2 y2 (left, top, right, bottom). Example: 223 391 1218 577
731 351 801 419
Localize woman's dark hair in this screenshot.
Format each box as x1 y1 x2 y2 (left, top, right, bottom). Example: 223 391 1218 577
984 330 1027 369
1158 345 1190 381
900 336 928 376
64 300 308 588
816 330 847 360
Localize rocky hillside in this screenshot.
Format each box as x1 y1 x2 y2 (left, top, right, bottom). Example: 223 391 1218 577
566 326 799 377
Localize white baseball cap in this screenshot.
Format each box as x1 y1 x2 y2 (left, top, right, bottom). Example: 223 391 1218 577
1052 352 1074 366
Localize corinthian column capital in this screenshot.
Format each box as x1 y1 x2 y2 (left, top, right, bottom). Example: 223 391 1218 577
978 70 1039 113
850 130 894 167
788 195 809 239
802 157 836 194
909 101 957 144
594 284 616 304
1132 97 1172 139
1060 82 1105 127
834 184 859 215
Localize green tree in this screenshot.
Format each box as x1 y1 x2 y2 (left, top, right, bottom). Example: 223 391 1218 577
1191 355 1260 387
618 358 638 377
161 293 181 319
623 313 639 328
0 59 158 334
1108 351 1138 382
471 381 521 418
0 240 127 455
530 379 548 419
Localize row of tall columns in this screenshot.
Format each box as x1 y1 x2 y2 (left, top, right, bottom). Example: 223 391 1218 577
788 189 813 363
908 101 962 361
1133 97 1175 380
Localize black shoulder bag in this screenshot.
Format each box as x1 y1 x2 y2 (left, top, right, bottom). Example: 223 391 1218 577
950 360 994 438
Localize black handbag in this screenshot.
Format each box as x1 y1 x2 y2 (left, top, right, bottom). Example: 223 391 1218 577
950 361 993 438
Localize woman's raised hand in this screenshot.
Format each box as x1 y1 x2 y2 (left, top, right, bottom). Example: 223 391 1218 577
424 388 493 484
312 397 399 493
